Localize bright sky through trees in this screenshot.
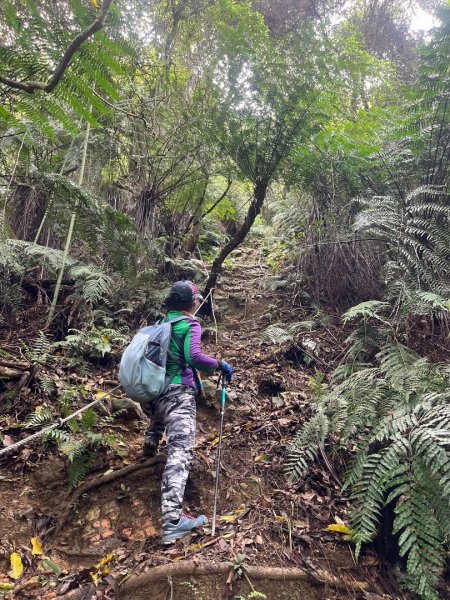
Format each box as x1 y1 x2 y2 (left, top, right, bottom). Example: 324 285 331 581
410 6 438 31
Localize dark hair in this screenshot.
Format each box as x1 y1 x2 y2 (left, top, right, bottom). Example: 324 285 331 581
165 297 193 311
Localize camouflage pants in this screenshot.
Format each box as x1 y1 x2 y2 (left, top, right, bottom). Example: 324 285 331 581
144 384 196 523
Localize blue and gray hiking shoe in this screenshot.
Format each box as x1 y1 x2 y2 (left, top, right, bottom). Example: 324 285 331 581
162 514 208 544
143 433 161 458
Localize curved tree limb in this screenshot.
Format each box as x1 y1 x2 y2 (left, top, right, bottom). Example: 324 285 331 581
0 0 113 94
202 179 268 302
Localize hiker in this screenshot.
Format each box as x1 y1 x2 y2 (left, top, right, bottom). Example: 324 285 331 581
142 280 233 544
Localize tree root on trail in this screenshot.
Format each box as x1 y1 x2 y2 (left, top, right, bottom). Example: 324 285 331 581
50 455 166 539
118 560 369 594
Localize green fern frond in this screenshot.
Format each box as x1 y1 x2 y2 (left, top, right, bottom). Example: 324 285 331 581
349 440 410 556
285 407 329 481
37 375 57 396
0 0 136 137
29 331 53 365
43 428 71 446
342 300 391 324
25 407 54 428
67 452 95 488
393 465 445 600
261 323 295 345
286 333 450 599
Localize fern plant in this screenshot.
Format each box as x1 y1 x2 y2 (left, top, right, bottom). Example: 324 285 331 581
45 426 119 488
54 326 128 359
26 401 121 488
286 307 450 599
0 0 136 138
0 239 114 309
355 185 450 300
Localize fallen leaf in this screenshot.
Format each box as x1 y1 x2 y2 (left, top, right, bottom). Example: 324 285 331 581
218 538 229 551
293 520 307 529
95 553 115 569
255 535 263 544
190 543 203 552
326 523 352 535
2 435 14 447
9 552 23 579
254 454 268 463
233 507 246 515
20 449 32 461
91 571 101 585
0 583 14 590
40 558 61 576
300 491 315 501
31 537 43 555
219 515 237 523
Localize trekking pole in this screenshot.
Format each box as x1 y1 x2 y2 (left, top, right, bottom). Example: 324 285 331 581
211 374 226 537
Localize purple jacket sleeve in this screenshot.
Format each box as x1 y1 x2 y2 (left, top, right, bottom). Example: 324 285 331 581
185 320 219 372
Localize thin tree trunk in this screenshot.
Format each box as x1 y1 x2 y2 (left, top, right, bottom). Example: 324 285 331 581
1 129 27 235
202 180 268 302
46 121 91 327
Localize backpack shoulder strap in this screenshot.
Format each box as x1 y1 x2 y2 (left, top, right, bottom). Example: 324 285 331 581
165 315 190 369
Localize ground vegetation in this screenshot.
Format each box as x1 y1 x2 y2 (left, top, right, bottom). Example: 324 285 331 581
0 1 449 599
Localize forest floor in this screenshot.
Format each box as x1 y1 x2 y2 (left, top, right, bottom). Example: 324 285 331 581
0 242 413 600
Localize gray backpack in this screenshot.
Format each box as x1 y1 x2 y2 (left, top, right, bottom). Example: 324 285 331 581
118 316 187 404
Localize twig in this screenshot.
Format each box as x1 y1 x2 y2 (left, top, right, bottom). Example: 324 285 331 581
243 570 256 592
91 88 149 127
210 290 219 345
318 444 342 488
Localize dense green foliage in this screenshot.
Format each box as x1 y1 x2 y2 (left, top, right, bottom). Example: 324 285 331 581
1 1 449 597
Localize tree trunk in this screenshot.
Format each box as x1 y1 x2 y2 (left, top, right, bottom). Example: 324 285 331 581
180 218 201 258
202 180 268 304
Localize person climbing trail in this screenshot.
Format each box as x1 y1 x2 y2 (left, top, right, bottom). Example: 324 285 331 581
142 280 233 544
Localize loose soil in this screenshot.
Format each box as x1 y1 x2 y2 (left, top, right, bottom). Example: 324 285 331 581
0 243 419 600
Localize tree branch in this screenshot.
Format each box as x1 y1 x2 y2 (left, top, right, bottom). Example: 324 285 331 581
0 0 114 94
119 560 369 594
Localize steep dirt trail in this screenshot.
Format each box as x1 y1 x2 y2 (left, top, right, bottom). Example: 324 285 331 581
0 242 383 600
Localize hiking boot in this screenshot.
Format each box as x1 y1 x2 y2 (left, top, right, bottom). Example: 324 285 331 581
143 433 161 457
161 514 208 544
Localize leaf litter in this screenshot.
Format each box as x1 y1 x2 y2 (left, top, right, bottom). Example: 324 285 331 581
0 244 399 598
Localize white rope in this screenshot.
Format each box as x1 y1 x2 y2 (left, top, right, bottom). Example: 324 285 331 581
192 288 214 317
0 384 121 458
1 292 215 460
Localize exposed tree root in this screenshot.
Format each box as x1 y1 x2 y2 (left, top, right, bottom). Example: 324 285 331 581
118 560 369 595
50 455 166 538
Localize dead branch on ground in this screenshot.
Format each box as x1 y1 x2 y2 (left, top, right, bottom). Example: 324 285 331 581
119 559 369 594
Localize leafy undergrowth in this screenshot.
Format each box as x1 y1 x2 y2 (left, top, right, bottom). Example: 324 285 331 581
0 244 438 600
